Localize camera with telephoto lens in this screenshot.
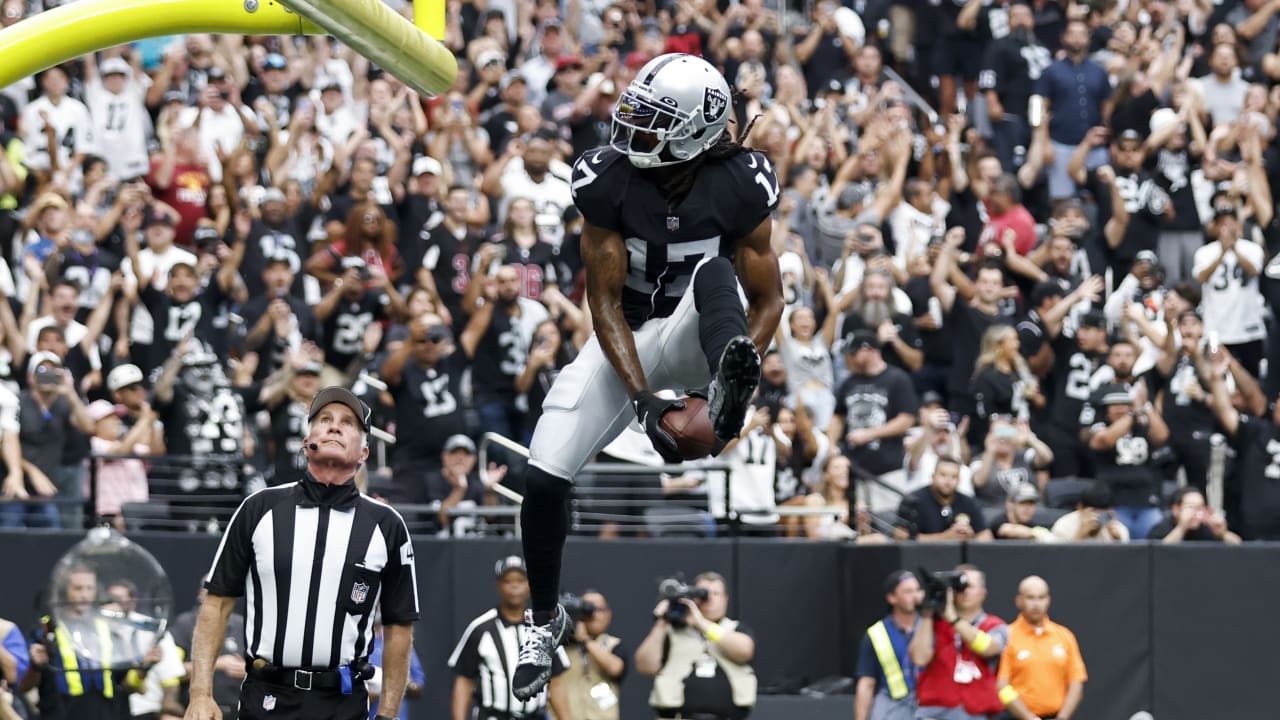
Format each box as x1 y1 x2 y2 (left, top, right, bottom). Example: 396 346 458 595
659 578 709 628
560 593 597 625
919 567 969 612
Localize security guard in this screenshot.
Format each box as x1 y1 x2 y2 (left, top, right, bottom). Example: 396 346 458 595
561 591 626 720
997 576 1087 720
636 572 757 720
184 387 419 720
855 571 923 720
28 563 159 720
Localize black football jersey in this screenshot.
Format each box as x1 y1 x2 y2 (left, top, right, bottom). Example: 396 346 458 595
570 145 779 329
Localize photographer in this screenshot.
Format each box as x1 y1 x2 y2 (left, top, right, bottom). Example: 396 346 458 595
908 565 1008 720
636 573 756 720
560 591 626 720
1050 481 1130 543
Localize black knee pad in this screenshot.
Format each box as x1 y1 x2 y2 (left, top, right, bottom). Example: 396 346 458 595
693 256 737 312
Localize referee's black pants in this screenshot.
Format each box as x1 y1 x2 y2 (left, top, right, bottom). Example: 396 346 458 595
237 676 369 720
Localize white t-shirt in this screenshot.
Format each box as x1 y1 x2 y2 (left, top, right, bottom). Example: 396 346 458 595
1192 238 1266 344
499 161 574 247
128 631 186 716
85 77 153 179
178 105 247 182
20 95 96 172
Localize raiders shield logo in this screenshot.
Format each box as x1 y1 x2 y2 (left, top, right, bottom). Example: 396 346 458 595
703 87 728 123
351 581 369 604
263 694 277 711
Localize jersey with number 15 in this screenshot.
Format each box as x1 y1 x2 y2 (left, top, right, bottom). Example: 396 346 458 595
570 145 780 329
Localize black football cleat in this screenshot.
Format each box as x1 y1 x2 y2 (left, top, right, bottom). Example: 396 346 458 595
706 335 760 442
512 604 568 701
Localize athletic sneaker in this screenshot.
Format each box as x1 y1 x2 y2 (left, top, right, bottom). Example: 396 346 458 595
512 604 568 700
706 335 760 441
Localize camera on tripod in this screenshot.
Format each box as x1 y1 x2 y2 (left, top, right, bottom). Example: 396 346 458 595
919 567 968 612
659 578 709 628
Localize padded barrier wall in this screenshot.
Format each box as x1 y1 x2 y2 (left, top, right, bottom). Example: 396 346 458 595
0 532 1275 720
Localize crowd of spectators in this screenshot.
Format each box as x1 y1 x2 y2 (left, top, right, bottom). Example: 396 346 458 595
2 0 1280 542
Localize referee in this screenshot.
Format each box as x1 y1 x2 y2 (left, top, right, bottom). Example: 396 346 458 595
184 387 419 720
448 556 571 720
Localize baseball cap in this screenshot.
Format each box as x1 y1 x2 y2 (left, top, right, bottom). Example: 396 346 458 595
100 57 131 77
1079 309 1108 329
1097 383 1132 407
1010 482 1040 504
921 390 944 407
206 65 226 82
777 251 804 278
555 55 584 73
308 386 372 432
162 89 187 105
494 555 527 579
500 71 526 91
838 183 871 211
297 361 323 376
412 156 442 177
444 434 477 454
1213 199 1238 219
844 329 881 353
143 207 174 228
264 53 288 70
27 351 62 376
107 363 145 392
86 399 118 423
261 187 287 205
476 49 505 69
1134 249 1159 266
192 225 221 247
883 569 918 595
1117 128 1143 144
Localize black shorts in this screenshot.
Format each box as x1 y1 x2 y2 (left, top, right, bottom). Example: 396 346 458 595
936 34 985 79
237 676 369 720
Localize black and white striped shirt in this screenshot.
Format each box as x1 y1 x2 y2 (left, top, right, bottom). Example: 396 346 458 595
205 475 418 669
448 608 570 717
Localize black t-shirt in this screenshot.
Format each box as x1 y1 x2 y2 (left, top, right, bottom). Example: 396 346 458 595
838 312 923 373
801 31 848 96
1147 514 1222 542
945 295 1015 398
1047 334 1106 430
240 216 315 299
895 486 989 538
973 366 1029 422
265 398 309 486
1159 352 1218 438
1228 415 1280 539
490 234 559 301
470 304 529 401
979 36 1052 120
57 246 122 321
319 292 391 371
138 283 230 374
420 222 484 329
1085 167 1170 262
1088 419 1159 507
387 351 466 466
832 365 920 475
976 451 1037 505
156 377 247 458
396 192 444 276
570 146 778 329
904 275 953 366
1149 146 1202 232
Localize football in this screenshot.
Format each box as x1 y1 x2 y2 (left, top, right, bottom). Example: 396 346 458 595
659 396 719 460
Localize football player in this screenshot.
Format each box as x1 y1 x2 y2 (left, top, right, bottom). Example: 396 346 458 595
510 53 784 699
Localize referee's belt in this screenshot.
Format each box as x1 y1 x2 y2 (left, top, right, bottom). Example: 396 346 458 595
247 660 373 692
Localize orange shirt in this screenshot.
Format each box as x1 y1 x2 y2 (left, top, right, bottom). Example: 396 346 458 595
998 615 1088 717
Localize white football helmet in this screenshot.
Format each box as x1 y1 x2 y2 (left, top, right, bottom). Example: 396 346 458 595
611 53 733 168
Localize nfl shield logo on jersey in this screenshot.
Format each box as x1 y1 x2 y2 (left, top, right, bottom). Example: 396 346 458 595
703 87 728 123
351 581 369 604
263 695 277 711
667 216 680 231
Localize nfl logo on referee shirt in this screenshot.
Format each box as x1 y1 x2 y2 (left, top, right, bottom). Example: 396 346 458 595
263 695 276 711
351 581 369 604
667 216 680 231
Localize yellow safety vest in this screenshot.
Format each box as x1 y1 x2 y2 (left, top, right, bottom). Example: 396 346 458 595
867 620 910 700
53 617 116 698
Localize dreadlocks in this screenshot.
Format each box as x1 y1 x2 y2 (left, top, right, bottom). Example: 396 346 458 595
661 102 763 211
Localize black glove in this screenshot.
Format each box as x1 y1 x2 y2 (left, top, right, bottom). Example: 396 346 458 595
632 391 685 464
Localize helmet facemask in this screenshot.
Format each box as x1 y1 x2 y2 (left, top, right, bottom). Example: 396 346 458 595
611 88 707 168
